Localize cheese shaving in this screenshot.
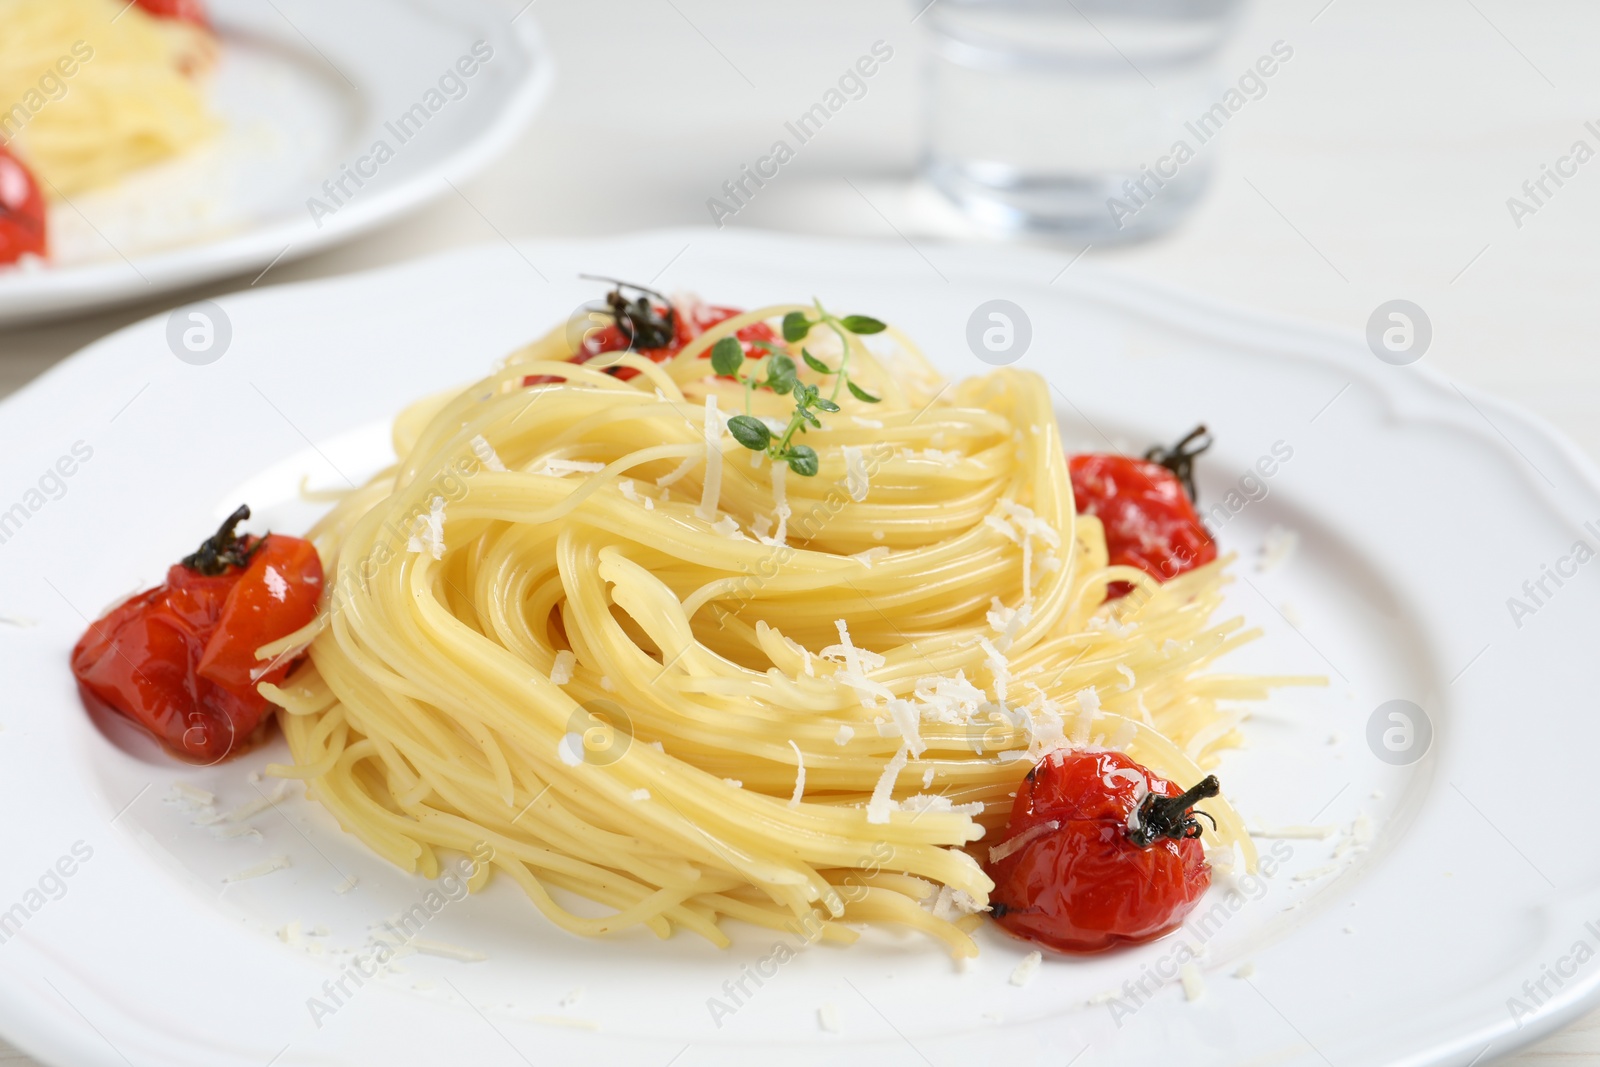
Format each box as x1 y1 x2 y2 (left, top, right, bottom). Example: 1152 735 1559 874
470 434 507 472
697 394 722 521
223 855 291 883
1010 950 1042 987
787 739 806 808
866 746 908 824
842 444 870 502
406 496 447 560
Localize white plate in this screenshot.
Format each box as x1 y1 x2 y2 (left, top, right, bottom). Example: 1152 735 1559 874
0 0 552 326
0 230 1594 1067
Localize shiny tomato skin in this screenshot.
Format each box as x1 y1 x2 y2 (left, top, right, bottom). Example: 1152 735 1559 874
985 750 1211 954
132 0 211 28
0 146 47 265
1068 453 1217 591
71 534 322 763
196 534 323 691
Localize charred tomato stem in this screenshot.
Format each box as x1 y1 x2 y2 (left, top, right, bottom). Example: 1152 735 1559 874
1127 774 1220 848
181 504 260 575
1143 424 1211 503
578 274 677 350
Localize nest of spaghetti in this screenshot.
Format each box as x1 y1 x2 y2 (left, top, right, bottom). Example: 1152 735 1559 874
259 301 1314 956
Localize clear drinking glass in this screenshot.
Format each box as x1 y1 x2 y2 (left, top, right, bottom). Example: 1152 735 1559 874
919 0 1244 242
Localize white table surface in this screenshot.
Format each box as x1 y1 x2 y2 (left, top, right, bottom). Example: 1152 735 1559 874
3 0 1597 1062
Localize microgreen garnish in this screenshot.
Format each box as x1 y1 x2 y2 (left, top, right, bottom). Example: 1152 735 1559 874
846 379 880 404
712 304 884 476
780 301 884 405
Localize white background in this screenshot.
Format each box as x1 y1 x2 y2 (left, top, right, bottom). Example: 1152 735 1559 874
2 0 1597 1061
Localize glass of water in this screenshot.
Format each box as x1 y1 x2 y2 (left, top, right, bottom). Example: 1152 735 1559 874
919 0 1245 242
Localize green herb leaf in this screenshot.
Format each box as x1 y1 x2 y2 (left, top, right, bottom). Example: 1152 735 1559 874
726 415 771 451
799 408 822 429
766 353 797 395
813 396 841 414
710 337 744 376
840 315 887 335
786 445 819 476
794 382 818 406
846 380 882 404
801 348 834 374
782 312 812 343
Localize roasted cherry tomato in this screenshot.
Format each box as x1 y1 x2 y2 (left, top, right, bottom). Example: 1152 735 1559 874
528 281 776 385
71 506 322 763
133 0 211 28
1069 425 1217 595
0 145 47 266
984 750 1219 953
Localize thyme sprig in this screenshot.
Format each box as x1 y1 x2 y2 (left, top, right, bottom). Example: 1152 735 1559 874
710 303 885 476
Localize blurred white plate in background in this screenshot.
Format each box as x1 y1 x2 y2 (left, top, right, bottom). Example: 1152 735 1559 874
0 230 1595 1066
0 0 552 326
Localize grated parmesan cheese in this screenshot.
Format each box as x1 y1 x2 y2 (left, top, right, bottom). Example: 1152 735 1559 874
170 782 214 807
834 725 854 745
851 416 883 429
1292 862 1339 883
697 394 722 521
406 496 448 560
1010 950 1042 987
1179 962 1205 1001
630 788 651 802
989 820 1060 864
211 824 262 841
884 699 926 757
768 464 790 545
978 637 1010 704
549 650 576 686
1257 524 1299 573
818 1002 841 1032
1073 686 1100 744
1248 824 1335 840
412 939 486 962
470 434 507 472
224 855 291 883
867 746 909 824
842 444 870 502
788 740 806 808
532 457 606 477
557 734 584 767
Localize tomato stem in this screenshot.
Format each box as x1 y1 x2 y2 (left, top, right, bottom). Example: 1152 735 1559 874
1143 424 1211 503
181 504 260 575
1127 774 1220 848
579 275 677 350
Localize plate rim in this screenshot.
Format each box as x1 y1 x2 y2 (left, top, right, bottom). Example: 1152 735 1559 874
0 228 1596 1067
